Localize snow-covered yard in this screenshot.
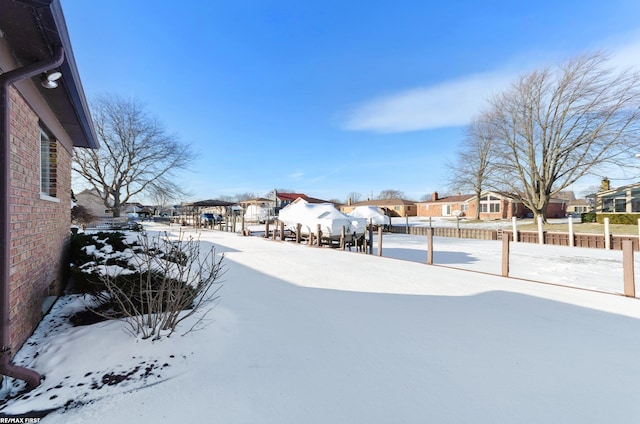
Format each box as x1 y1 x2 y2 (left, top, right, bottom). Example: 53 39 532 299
2 222 640 423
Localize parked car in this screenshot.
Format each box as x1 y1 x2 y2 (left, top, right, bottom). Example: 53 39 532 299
201 213 223 225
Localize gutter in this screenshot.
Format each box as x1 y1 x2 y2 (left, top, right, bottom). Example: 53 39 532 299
0 45 64 389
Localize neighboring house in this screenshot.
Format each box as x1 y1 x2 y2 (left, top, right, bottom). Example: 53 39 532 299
417 192 475 218
418 191 567 220
74 188 113 221
473 191 566 220
340 198 417 217
270 190 328 210
594 181 640 214
566 198 592 216
1 0 98 387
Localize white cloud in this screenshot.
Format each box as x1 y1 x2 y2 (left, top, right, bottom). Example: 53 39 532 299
342 30 640 135
342 71 517 134
607 35 640 71
289 171 305 179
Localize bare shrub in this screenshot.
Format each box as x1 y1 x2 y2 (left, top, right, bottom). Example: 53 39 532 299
93 231 224 340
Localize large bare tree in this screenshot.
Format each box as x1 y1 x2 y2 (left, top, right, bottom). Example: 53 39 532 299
486 52 640 220
378 189 405 199
74 95 195 217
447 112 497 219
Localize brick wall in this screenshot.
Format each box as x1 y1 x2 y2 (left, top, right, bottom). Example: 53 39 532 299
418 202 467 217
7 87 71 354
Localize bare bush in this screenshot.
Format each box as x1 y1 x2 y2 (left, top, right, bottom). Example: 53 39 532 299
93 232 224 340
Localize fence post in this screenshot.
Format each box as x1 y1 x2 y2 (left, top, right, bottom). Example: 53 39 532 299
623 240 636 297
537 216 544 245
317 224 322 247
280 221 285 241
512 217 518 242
605 218 611 250
340 225 346 250
405 216 409 234
296 223 301 244
568 216 574 247
502 233 510 277
427 227 433 265
377 227 383 256
264 220 270 239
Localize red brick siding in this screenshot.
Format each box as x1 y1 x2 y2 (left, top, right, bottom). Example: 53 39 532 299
417 202 467 217
7 88 71 354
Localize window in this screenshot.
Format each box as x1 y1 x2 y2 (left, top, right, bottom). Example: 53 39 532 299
602 196 626 213
442 205 451 216
40 128 57 198
632 189 640 213
479 195 501 213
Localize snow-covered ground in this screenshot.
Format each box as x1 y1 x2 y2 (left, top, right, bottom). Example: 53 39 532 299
2 222 640 423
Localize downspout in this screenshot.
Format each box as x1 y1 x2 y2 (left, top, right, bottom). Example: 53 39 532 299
0 45 64 389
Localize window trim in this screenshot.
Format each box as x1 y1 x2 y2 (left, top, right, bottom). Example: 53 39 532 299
39 127 57 199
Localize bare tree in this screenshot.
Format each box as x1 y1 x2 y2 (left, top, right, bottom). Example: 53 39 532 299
347 192 362 203
486 52 640 220
447 112 497 219
235 192 259 202
378 189 405 199
148 186 174 217
73 95 195 217
71 204 98 228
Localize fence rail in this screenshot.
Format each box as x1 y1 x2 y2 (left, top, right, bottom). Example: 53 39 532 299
389 225 640 251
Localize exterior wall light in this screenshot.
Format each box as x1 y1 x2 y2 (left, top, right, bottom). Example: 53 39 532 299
40 70 62 89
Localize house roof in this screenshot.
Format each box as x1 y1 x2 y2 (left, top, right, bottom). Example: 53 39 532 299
566 198 589 206
0 0 98 149
595 181 640 197
239 197 273 205
185 199 236 208
276 192 327 204
348 198 417 207
419 194 475 204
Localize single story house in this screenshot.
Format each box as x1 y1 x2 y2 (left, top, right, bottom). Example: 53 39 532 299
418 191 567 220
340 198 417 217
566 198 592 216
1 0 99 387
594 181 640 214
417 192 475 218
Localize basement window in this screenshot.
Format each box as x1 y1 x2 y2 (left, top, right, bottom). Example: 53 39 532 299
40 127 58 200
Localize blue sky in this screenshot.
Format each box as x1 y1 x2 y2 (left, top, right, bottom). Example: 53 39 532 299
62 0 640 202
